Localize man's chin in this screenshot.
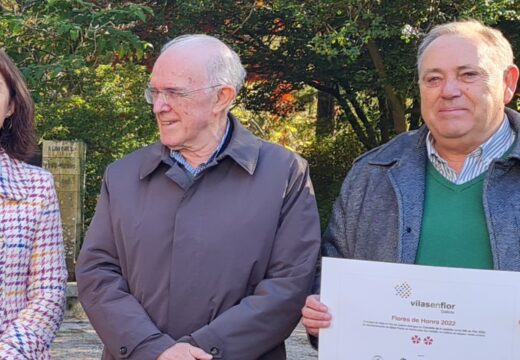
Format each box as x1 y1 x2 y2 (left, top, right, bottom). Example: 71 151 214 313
436 130 471 139
160 139 182 150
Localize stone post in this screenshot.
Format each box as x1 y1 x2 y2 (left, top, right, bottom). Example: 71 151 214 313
42 140 86 281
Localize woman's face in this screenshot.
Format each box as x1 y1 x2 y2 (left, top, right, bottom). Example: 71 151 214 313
0 73 14 130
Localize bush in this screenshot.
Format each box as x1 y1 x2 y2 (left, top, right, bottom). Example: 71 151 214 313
302 125 365 229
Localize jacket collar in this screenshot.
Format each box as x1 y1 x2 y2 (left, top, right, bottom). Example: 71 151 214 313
368 107 520 166
505 107 520 160
217 114 260 175
138 142 167 180
0 151 30 201
368 126 428 166
139 113 261 179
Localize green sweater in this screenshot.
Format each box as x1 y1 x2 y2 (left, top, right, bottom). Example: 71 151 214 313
415 162 493 269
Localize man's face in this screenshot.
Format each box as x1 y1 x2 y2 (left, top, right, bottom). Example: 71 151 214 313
149 47 218 152
419 34 514 152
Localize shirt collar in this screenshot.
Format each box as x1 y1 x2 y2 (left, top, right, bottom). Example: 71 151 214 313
169 119 231 176
426 114 515 183
139 114 261 179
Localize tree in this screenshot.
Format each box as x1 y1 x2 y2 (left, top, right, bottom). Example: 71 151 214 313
1 0 519 226
0 0 156 222
138 0 519 223
143 0 520 149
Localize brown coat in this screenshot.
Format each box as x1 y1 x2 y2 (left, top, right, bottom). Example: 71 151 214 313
76 116 321 360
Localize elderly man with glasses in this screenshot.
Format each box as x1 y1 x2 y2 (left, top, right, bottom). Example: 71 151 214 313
76 34 320 360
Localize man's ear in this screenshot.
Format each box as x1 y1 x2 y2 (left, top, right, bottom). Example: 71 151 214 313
504 65 519 104
213 85 236 113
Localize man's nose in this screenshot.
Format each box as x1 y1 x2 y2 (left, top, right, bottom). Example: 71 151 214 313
440 77 462 99
152 94 171 113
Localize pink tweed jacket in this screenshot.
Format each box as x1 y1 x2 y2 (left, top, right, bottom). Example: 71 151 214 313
0 151 67 359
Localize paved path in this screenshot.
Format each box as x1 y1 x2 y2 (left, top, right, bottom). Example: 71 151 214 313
51 319 318 359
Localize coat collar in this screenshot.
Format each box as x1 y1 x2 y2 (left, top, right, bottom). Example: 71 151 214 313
0 151 30 201
367 126 428 167
138 113 261 179
505 107 520 160
217 113 261 175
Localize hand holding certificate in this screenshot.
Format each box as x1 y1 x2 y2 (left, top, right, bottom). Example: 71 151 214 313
319 258 520 360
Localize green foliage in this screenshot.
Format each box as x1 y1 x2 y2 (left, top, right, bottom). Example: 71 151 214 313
1 1 155 227
36 63 156 224
235 91 364 228
150 0 520 226
1 0 520 232
302 125 364 229
150 0 520 149
0 0 152 100
235 87 317 152
237 106 315 152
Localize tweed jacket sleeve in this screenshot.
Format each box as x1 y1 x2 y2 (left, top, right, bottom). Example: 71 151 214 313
0 154 67 359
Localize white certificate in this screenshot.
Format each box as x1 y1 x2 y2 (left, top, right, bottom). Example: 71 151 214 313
319 257 520 360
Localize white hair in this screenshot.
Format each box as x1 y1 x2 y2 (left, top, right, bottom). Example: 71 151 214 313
162 34 247 94
417 20 514 73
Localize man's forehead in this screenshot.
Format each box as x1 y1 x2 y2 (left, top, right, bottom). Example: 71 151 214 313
419 34 492 71
151 49 208 85
422 64 482 74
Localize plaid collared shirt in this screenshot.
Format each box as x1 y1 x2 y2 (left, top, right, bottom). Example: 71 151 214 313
170 120 231 177
426 115 516 184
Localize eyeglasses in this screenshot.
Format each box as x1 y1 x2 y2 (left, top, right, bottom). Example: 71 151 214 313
144 84 222 105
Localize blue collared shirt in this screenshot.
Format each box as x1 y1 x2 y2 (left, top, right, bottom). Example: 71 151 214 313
170 120 231 177
426 115 516 184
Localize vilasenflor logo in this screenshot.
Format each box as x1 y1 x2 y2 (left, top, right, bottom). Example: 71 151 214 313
394 281 412 299
394 281 456 313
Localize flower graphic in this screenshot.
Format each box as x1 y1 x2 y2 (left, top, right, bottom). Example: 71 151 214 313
411 335 421 344
424 336 433 345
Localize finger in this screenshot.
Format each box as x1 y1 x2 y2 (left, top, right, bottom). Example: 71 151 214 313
189 346 213 360
301 305 331 320
305 294 328 311
302 317 331 331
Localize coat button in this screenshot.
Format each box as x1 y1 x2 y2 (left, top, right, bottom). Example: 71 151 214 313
119 346 128 355
210 347 220 355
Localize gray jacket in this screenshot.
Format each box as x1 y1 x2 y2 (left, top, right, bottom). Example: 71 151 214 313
76 115 321 360
323 107 520 271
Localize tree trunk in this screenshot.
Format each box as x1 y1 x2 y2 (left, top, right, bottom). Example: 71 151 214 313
365 39 407 134
335 95 373 150
316 90 335 137
408 97 422 130
377 95 390 144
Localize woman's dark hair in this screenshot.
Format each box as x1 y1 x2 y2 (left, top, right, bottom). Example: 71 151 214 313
0 50 36 162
